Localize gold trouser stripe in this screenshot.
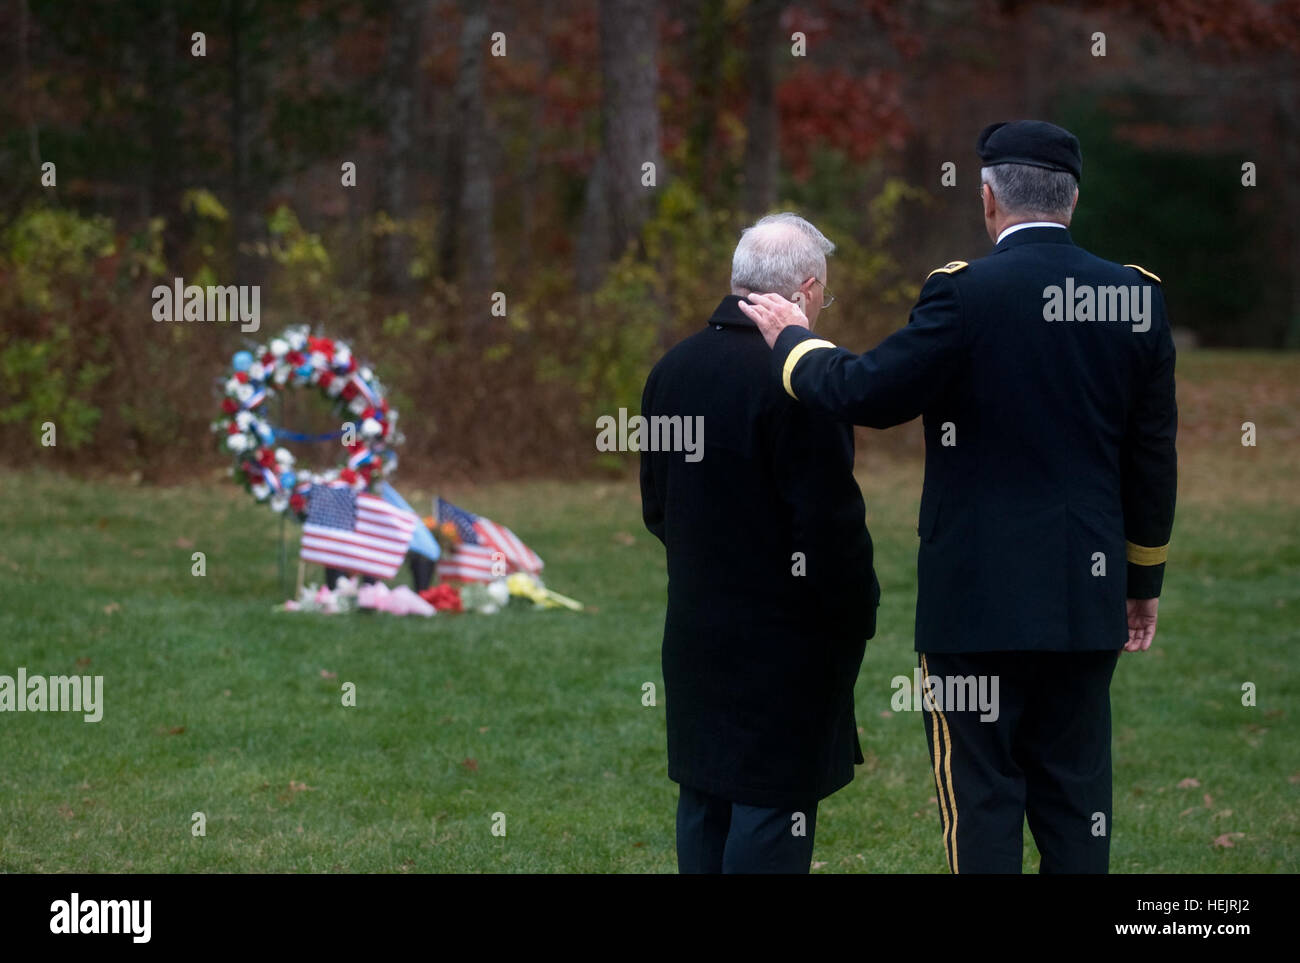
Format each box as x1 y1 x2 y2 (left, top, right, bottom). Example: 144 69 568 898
780 338 836 400
1125 540 1169 565
937 697 958 874
922 655 959 874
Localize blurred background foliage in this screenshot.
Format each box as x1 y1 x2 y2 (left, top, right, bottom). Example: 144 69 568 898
0 0 1296 480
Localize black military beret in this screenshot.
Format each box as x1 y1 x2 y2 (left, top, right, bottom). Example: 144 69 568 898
977 120 1082 182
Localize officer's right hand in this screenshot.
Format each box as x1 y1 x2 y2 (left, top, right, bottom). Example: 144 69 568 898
737 292 809 349
1124 597 1159 652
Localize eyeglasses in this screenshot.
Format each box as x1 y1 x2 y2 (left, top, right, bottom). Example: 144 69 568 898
810 277 835 308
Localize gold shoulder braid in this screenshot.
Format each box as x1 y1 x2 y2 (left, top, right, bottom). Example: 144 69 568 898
927 260 969 279
1124 264 1162 284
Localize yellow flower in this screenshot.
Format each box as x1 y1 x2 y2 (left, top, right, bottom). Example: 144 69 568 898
506 572 544 601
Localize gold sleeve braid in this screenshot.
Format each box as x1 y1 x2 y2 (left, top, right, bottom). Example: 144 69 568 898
781 339 837 400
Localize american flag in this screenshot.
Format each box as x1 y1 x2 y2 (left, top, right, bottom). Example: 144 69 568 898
300 486 418 579
435 497 543 582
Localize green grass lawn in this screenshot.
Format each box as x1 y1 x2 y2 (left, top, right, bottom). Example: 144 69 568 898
2 352 1298 873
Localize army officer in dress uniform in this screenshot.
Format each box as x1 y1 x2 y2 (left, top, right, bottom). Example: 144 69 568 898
737 120 1177 873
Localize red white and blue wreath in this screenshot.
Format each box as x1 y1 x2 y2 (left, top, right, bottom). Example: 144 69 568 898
213 324 401 515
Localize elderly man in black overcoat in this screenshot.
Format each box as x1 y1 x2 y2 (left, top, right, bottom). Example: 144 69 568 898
640 213 880 874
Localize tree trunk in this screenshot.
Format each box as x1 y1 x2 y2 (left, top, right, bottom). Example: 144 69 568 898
741 0 783 216
576 156 610 293
1278 70 1300 348
228 0 263 286
685 0 726 194
598 0 661 262
434 80 460 284
456 1 495 327
520 0 552 278
147 3 180 263
375 0 424 295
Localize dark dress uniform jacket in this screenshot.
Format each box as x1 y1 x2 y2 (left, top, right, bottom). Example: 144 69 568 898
773 227 1177 653
641 295 880 809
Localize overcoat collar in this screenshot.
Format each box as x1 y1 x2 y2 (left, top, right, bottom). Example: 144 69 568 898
707 295 760 330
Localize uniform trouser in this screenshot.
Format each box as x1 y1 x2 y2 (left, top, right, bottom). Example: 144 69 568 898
918 649 1121 874
675 784 819 874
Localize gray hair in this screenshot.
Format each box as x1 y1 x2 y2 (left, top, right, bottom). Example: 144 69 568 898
981 163 1078 221
730 212 835 297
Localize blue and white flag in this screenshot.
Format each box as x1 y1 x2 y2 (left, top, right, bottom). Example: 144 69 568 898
378 481 440 561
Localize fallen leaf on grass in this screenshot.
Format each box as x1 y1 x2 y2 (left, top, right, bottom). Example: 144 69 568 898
103 603 121 615
1203 793 1213 808
175 537 194 549
288 780 315 793
612 532 635 546
1179 807 1196 817
1177 777 1201 789
75 657 91 668
462 758 478 771
319 669 337 679
879 710 893 718
1211 832 1245 849
812 861 827 870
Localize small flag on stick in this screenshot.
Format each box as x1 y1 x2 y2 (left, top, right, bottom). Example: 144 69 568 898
300 485 418 580
435 497 543 582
